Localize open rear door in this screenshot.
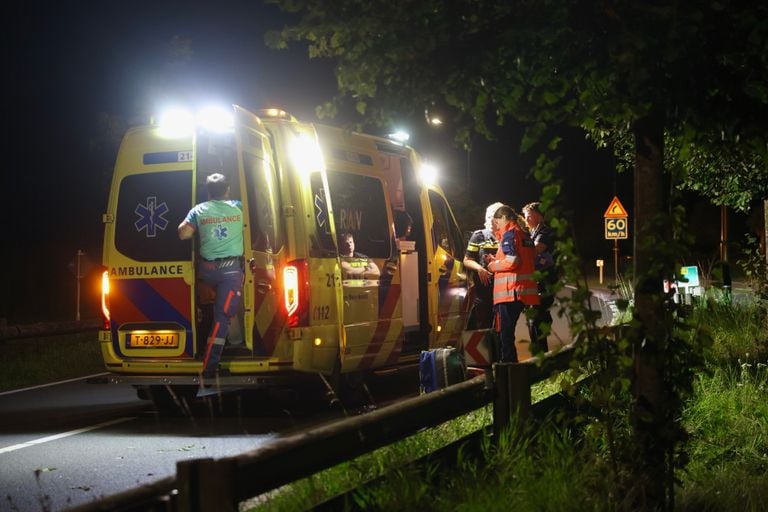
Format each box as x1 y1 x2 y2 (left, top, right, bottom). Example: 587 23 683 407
233 106 288 358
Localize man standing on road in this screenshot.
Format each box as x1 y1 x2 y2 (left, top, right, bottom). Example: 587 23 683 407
462 201 504 329
522 202 558 354
178 173 244 379
486 205 540 363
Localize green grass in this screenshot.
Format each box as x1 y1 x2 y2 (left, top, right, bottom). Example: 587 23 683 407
245 405 495 511
0 332 104 392
678 363 768 511
692 293 768 365
248 296 768 511
246 369 592 511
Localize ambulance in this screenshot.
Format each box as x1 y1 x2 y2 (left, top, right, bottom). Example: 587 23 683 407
99 105 470 404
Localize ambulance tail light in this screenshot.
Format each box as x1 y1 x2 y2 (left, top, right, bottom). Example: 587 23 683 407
101 270 111 329
284 260 309 327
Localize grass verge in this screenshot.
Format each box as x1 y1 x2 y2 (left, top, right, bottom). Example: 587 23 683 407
248 296 768 511
0 332 103 392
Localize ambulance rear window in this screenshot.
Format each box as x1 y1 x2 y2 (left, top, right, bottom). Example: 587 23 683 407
114 170 193 262
326 172 390 259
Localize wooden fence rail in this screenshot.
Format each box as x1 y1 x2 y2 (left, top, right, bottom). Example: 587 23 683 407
68 342 582 512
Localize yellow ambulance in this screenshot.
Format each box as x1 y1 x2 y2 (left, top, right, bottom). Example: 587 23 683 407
99 105 469 403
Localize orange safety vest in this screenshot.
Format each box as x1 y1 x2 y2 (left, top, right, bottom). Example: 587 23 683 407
488 222 540 306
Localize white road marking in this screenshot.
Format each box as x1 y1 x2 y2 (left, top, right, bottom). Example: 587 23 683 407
0 417 134 455
0 373 109 396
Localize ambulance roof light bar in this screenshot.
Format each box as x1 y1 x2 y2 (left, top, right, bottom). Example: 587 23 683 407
388 130 410 143
156 105 235 138
257 108 298 121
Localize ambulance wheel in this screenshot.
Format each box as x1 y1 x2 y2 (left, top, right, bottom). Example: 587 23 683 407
327 356 366 406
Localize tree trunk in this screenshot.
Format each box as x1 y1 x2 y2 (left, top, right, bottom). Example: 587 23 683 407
631 112 670 510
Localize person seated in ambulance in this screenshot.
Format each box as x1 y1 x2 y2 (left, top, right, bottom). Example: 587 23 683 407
339 232 380 281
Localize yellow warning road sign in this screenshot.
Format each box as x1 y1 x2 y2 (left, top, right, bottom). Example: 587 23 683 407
604 196 628 218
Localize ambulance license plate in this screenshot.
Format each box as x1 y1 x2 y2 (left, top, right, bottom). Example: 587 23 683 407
127 332 179 348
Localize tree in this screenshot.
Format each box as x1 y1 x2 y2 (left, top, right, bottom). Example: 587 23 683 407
267 1 768 508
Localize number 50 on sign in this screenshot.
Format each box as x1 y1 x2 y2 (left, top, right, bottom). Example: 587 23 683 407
605 217 629 239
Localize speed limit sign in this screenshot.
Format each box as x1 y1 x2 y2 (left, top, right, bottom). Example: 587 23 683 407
605 217 628 239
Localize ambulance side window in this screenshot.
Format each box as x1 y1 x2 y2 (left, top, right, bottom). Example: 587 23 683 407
326 172 390 259
243 151 283 252
428 191 463 258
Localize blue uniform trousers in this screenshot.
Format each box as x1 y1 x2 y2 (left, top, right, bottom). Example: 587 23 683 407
198 257 244 377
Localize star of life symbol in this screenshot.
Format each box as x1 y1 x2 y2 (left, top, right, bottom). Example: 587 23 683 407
314 192 330 234
134 196 169 237
214 224 228 240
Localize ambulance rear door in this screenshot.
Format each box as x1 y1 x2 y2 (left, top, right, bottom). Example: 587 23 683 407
233 106 288 360
425 188 468 349
316 128 403 372
103 127 196 362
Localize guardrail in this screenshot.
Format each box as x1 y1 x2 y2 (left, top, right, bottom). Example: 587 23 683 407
0 319 102 342
68 340 586 512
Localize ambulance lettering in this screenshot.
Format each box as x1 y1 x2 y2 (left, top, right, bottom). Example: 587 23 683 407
337 208 363 231
134 196 170 237
110 265 184 277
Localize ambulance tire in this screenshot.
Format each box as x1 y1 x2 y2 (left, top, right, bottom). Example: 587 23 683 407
144 385 197 416
328 356 367 407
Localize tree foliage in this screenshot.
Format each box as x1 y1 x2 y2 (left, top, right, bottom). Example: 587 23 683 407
267 1 768 509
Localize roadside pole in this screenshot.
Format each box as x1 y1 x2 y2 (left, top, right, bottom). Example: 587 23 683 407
604 196 629 285
76 249 84 321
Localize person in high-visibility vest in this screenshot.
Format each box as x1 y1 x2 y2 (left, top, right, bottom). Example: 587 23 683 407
462 201 504 329
485 205 540 363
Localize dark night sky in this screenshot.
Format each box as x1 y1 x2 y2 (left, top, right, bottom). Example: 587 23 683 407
3 2 730 323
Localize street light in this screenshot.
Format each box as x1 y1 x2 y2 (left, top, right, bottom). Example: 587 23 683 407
424 106 471 188
426 114 443 126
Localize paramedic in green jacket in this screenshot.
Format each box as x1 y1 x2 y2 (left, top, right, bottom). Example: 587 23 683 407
178 173 244 379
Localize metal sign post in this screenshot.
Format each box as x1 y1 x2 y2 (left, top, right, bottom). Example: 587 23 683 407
603 196 629 284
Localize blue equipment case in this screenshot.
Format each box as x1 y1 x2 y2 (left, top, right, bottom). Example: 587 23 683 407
419 347 466 393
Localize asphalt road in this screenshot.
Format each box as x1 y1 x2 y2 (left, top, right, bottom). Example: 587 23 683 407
0 287 607 512
0 368 421 511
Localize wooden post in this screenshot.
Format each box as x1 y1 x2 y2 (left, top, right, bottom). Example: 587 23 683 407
176 458 238 512
492 362 531 440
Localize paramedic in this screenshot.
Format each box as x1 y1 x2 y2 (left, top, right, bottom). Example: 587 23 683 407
462 202 504 329
485 205 540 363
339 232 380 280
178 173 244 379
522 201 558 355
